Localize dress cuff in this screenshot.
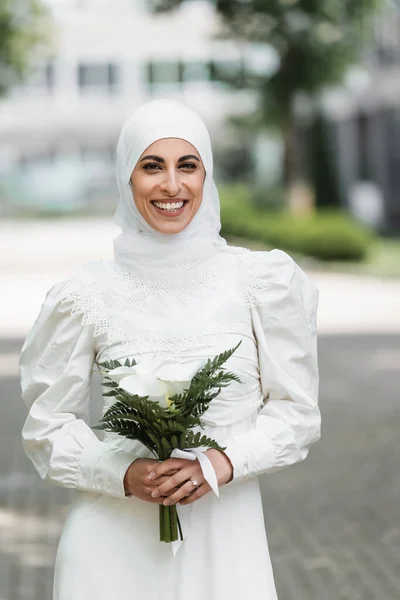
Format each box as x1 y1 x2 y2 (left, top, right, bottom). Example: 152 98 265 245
222 438 249 484
223 428 278 484
78 443 135 498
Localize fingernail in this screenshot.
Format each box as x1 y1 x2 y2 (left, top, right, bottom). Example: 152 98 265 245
151 490 160 498
163 499 170 506
148 472 156 480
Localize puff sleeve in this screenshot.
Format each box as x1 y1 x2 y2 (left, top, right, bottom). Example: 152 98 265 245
223 250 321 483
19 282 135 498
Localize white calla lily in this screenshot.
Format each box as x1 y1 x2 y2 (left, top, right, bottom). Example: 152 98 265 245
105 366 136 384
106 358 206 410
156 359 206 398
118 374 169 406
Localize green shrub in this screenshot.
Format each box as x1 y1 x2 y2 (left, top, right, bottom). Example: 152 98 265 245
219 185 373 262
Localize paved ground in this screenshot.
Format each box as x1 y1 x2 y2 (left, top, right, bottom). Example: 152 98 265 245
1 334 399 600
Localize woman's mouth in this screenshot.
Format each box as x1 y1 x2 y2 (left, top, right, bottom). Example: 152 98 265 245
151 200 188 217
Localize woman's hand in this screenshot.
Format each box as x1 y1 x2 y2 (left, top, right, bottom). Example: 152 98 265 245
123 458 183 504
146 449 234 507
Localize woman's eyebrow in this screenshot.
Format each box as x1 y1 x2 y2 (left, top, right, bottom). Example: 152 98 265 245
139 154 200 163
139 155 164 163
178 155 200 162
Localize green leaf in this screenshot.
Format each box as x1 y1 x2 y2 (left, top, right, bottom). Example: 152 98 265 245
161 437 172 457
99 414 141 426
92 423 108 431
102 390 119 397
147 431 160 446
95 358 123 373
102 381 119 388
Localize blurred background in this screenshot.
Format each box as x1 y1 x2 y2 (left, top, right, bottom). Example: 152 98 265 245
0 0 399 598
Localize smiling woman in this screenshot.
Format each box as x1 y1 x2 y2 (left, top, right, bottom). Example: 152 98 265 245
130 138 205 235
19 98 320 600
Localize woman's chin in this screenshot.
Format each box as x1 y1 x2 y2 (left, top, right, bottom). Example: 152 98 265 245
152 219 189 235
147 210 193 234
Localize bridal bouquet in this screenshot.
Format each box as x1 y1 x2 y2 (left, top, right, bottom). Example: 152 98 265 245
93 343 241 544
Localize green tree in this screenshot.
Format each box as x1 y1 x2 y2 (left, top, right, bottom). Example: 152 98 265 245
308 110 342 208
0 0 50 96
152 0 382 190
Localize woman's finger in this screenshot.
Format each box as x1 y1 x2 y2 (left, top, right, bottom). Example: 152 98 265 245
144 481 185 502
148 458 189 481
161 479 203 506
178 483 211 505
146 471 179 494
149 468 180 483
151 466 200 498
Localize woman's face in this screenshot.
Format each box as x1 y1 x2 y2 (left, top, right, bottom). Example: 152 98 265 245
130 138 205 235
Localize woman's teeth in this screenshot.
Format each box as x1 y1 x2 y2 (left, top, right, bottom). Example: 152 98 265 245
153 201 185 212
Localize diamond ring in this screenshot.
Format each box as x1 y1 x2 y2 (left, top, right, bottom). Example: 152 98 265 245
191 480 198 486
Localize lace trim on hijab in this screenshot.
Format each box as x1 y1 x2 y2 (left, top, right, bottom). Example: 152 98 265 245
59 250 270 355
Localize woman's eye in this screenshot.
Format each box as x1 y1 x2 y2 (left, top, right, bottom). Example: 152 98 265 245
143 162 196 171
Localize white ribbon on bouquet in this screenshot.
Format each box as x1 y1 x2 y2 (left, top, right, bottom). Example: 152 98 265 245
170 447 219 557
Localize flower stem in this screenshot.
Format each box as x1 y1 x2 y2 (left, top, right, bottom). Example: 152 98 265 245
159 505 183 543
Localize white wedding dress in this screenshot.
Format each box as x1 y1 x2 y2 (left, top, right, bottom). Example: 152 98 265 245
19 248 320 600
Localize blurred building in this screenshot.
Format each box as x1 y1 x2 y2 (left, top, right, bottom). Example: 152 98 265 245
323 2 400 233
0 0 280 213
1 0 400 230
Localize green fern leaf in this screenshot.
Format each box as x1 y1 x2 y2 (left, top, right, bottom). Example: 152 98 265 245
161 437 171 457
102 381 119 388
102 390 119 398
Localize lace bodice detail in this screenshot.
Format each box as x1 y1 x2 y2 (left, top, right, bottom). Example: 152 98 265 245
59 249 269 356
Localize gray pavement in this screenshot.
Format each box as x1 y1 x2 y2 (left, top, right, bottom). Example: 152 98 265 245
0 334 399 599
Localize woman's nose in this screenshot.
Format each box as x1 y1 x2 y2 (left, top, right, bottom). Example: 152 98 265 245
160 171 181 196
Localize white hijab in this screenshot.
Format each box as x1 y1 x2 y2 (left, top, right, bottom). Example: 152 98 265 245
113 99 227 268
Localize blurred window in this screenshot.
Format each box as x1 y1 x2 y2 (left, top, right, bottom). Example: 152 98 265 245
42 62 55 92
78 62 120 94
182 61 211 83
18 149 56 171
374 11 400 65
210 59 244 88
146 59 216 91
146 61 182 91
25 61 55 93
146 0 214 11
79 146 114 166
